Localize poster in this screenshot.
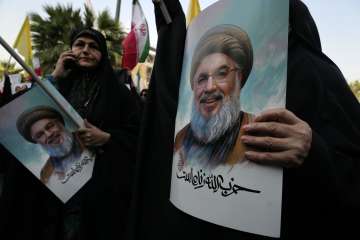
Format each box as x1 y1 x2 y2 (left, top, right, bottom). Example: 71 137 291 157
0 80 95 203
170 0 289 237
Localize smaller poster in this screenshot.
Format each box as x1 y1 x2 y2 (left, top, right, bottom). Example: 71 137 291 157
0 80 95 203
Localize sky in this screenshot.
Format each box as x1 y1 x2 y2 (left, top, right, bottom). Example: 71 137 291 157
0 0 359 81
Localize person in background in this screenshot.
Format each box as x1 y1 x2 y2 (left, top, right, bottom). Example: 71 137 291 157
0 73 30 204
0 28 141 240
0 73 13 105
114 68 144 109
0 75 10 195
139 88 148 102
0 74 12 188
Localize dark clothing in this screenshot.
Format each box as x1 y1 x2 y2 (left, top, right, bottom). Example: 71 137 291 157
0 75 28 201
62 34 141 239
114 68 144 110
127 0 360 240
288 1 360 238
0 76 11 182
0 74 29 174
0 74 12 106
0 29 140 240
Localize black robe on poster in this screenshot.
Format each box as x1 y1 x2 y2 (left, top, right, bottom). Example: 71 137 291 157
127 0 360 239
0 29 141 240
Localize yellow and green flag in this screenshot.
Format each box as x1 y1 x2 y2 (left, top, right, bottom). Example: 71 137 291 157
13 16 33 67
186 0 201 26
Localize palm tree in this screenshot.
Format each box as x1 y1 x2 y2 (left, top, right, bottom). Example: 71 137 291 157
83 5 96 29
349 80 360 101
96 9 126 67
30 4 125 74
30 4 84 74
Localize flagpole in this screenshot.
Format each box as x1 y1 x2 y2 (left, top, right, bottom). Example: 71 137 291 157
0 35 81 127
115 0 121 23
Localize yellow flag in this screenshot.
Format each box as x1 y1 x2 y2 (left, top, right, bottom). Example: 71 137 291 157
186 0 201 26
13 16 33 67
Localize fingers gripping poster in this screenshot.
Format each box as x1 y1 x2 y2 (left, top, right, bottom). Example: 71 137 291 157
0 80 95 203
170 0 289 237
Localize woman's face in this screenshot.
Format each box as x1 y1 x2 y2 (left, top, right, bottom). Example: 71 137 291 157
71 36 102 69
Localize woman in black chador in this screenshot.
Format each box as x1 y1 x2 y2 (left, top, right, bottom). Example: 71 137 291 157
0 28 141 240
126 0 360 239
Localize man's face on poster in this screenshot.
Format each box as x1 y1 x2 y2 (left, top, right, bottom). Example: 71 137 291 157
192 53 241 119
30 118 74 158
190 53 242 143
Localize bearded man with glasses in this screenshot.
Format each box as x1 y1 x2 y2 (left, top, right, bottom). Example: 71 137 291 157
174 25 253 170
16 106 86 184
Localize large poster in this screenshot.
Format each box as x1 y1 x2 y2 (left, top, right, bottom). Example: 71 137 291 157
0 80 95 203
170 0 289 237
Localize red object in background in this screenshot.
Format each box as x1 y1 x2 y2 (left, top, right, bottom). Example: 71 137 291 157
122 28 138 70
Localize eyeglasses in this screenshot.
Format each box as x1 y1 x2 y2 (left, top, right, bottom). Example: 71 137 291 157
194 66 239 89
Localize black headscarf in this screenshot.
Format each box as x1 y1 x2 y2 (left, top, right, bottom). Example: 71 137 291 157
289 0 321 51
70 28 109 58
58 28 114 120
288 0 360 144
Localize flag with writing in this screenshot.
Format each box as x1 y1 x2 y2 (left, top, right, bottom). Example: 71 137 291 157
186 0 201 26
13 16 33 67
122 0 150 70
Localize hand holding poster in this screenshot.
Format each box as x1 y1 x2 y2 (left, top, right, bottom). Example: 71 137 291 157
170 0 289 237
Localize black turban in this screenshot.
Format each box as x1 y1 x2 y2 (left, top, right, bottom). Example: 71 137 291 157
190 24 253 88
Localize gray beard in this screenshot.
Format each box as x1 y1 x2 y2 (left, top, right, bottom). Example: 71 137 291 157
190 93 240 144
41 131 74 158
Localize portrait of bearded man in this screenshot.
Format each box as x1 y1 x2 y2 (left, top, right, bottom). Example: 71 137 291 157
174 24 254 170
16 105 85 183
